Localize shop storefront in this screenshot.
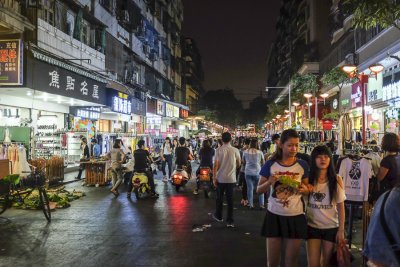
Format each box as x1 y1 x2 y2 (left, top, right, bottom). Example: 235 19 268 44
382 73 400 134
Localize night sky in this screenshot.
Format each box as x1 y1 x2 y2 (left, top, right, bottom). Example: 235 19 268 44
182 0 282 107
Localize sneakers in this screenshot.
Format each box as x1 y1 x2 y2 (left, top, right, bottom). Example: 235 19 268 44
163 175 167 182
212 213 223 223
193 189 199 195
259 205 265 210
226 223 235 228
127 192 131 198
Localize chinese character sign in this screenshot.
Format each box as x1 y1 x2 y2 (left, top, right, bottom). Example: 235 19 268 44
0 40 23 85
180 108 189 118
112 95 132 115
166 104 173 117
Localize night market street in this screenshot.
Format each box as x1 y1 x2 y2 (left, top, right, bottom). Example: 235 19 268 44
0 166 363 267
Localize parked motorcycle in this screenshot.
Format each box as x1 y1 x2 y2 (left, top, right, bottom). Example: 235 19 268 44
196 166 213 198
131 172 151 199
171 165 190 192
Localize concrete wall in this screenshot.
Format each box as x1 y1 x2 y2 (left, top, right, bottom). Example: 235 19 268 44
37 19 105 72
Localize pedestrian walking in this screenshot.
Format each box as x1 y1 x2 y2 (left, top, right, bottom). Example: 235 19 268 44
243 139 265 209
212 132 241 228
377 133 400 192
161 137 173 182
257 129 310 267
238 139 249 206
305 145 346 267
106 139 125 197
75 137 90 180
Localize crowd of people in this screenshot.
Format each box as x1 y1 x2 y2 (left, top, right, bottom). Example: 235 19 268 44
77 129 400 267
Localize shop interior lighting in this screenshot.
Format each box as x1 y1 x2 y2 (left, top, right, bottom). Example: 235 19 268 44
70 99 74 106
42 93 48 102
304 93 313 99
369 63 384 74
26 91 32 96
57 96 62 104
342 64 358 74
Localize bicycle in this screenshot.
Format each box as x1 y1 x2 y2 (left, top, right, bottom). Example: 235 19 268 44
0 166 51 222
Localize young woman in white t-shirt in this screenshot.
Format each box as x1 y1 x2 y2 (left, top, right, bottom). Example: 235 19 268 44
306 145 346 267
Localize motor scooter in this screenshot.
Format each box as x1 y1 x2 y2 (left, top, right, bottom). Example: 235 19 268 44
196 166 213 198
171 165 190 192
151 152 162 174
131 172 151 199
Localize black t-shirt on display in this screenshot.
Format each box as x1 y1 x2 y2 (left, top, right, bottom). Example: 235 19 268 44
134 149 150 170
199 147 214 167
175 146 190 166
381 154 400 188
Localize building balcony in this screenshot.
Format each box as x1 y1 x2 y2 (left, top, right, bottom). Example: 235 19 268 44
37 18 105 72
0 0 35 34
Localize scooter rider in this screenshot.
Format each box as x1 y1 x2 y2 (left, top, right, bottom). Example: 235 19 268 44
175 137 194 177
194 139 215 195
127 140 159 198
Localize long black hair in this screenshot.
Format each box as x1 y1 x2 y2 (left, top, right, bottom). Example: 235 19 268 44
270 129 299 161
309 145 338 203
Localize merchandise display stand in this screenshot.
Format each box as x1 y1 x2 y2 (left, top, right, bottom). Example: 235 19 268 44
29 157 64 185
82 160 109 186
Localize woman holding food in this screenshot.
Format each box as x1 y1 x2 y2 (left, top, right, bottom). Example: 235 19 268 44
257 129 311 267
305 145 346 267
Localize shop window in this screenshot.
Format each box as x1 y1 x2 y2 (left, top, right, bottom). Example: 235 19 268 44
66 11 75 36
54 1 76 36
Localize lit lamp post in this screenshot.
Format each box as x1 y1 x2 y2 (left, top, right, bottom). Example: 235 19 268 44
303 93 329 130
266 85 292 127
342 63 384 145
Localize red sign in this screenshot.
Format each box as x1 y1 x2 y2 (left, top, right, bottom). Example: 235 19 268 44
0 39 23 85
180 108 188 118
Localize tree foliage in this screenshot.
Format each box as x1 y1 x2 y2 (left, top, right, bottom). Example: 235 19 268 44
291 73 319 103
202 88 243 128
243 96 269 127
344 0 400 31
197 109 219 122
323 67 353 89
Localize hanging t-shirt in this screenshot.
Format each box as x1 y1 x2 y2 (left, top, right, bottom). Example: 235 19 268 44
259 159 309 216
243 149 263 176
306 177 346 229
380 154 400 188
338 157 373 201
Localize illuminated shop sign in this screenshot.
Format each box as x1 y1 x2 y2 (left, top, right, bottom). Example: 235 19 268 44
180 108 188 118
0 39 23 85
173 106 179 118
351 82 363 108
166 104 173 117
111 92 132 115
383 80 400 101
146 115 162 125
70 106 101 120
156 100 165 116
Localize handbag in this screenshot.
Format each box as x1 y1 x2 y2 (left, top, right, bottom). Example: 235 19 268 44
380 190 400 265
330 240 352 267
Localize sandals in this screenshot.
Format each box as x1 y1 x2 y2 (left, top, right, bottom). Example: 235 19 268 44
241 199 248 206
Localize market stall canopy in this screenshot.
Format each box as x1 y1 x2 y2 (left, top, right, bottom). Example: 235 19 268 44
193 129 212 136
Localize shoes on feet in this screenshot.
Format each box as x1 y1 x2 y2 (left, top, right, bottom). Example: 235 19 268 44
212 213 223 223
259 205 265 210
242 200 248 206
193 190 199 195
226 223 235 228
163 175 167 182
111 189 119 196
127 192 131 198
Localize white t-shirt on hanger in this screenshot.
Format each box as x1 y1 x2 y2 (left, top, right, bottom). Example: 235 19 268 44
338 157 373 201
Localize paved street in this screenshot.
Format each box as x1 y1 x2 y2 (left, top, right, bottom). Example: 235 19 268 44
0 166 363 267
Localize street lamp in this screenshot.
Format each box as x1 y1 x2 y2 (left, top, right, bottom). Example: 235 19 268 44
266 85 292 127
342 63 385 144
304 93 312 127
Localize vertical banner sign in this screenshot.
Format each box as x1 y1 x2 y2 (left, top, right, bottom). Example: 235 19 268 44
0 40 23 85
111 92 132 115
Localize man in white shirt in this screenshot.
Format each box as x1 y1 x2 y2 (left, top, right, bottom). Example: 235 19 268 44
212 132 241 227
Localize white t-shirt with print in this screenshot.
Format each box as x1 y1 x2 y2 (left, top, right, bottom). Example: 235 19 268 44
338 158 373 201
260 159 310 216
306 177 346 229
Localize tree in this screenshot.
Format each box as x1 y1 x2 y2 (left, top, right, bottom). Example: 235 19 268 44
197 109 219 122
243 96 269 127
291 73 319 103
344 0 400 31
323 67 353 90
201 88 244 128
